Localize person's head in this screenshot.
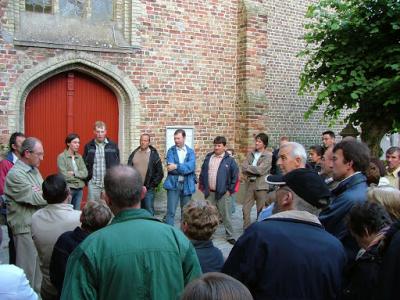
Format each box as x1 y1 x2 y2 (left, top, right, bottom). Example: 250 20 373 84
20 137 44 168
309 145 324 164
80 200 113 233
277 142 307 174
267 168 331 215
332 140 370 181
174 129 186 148
254 133 268 152
65 133 80 153
93 121 107 143
368 186 400 222
347 202 392 249
181 272 253 300
320 146 334 177
213 136 227 156
226 148 234 157
386 146 400 172
140 134 151 151
366 161 381 186
42 174 69 204
182 199 219 241
279 136 289 147
103 165 144 214
322 130 335 148
9 132 25 156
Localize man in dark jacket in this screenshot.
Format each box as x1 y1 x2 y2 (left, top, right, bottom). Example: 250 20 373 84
319 140 370 261
223 168 345 300
127 134 163 215
0 132 25 264
83 121 120 201
49 200 112 298
199 136 239 244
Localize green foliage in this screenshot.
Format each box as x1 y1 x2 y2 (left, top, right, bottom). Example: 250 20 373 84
299 0 400 137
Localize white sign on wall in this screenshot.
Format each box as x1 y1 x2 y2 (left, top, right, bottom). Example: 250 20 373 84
165 126 194 155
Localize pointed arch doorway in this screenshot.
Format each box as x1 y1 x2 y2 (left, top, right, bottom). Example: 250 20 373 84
25 71 119 179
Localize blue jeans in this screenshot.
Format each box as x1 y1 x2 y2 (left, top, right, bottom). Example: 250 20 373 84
142 188 155 215
165 182 191 226
70 188 83 210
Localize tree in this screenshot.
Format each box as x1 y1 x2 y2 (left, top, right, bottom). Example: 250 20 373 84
299 0 400 156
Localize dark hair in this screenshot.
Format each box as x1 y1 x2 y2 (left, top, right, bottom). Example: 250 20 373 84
181 272 253 300
386 146 400 156
309 145 325 157
9 132 25 151
81 200 112 232
322 130 335 138
333 140 370 173
20 137 41 157
141 133 151 142
174 129 186 137
347 202 392 238
65 133 80 148
42 174 69 204
213 136 227 146
370 157 386 177
255 133 269 147
104 165 142 208
366 161 381 186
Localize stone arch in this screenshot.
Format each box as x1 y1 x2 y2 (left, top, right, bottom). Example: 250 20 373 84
8 52 140 161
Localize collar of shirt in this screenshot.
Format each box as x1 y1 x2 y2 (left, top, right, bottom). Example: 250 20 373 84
212 153 224 159
11 152 18 164
17 159 36 173
176 145 187 152
387 165 400 176
138 147 151 153
95 138 109 146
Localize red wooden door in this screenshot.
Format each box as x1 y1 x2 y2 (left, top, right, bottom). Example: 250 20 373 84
25 71 119 178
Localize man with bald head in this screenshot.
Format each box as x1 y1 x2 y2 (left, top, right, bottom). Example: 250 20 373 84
5 137 47 292
62 165 201 300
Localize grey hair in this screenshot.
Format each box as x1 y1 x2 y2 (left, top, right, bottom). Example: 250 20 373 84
278 186 320 215
281 142 307 165
81 200 112 232
20 137 41 157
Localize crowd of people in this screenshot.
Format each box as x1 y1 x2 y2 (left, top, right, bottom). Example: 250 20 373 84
0 122 400 299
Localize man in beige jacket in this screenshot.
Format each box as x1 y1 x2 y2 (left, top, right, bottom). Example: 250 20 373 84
31 174 81 300
241 133 272 229
5 137 47 293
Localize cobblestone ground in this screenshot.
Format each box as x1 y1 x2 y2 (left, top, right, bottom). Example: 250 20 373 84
0 189 257 263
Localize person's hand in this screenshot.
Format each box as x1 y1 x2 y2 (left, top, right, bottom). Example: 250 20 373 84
167 163 177 172
67 171 74 176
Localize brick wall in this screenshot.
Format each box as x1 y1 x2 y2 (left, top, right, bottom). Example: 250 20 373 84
0 0 342 166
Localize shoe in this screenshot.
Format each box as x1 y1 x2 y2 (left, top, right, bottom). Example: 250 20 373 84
227 238 236 245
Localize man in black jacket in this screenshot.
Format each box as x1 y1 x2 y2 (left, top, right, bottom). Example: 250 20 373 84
127 134 163 215
83 121 120 201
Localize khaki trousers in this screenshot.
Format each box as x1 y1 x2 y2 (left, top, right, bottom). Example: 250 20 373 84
242 182 268 229
14 232 42 293
207 192 234 239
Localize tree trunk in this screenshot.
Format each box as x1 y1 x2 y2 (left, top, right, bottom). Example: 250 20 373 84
360 121 391 157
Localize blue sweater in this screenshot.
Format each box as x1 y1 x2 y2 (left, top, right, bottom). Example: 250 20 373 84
222 214 346 300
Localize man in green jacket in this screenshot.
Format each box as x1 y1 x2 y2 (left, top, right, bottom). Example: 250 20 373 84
5 137 47 293
61 165 202 300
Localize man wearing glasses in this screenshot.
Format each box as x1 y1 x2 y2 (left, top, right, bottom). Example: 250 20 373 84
4 137 47 293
